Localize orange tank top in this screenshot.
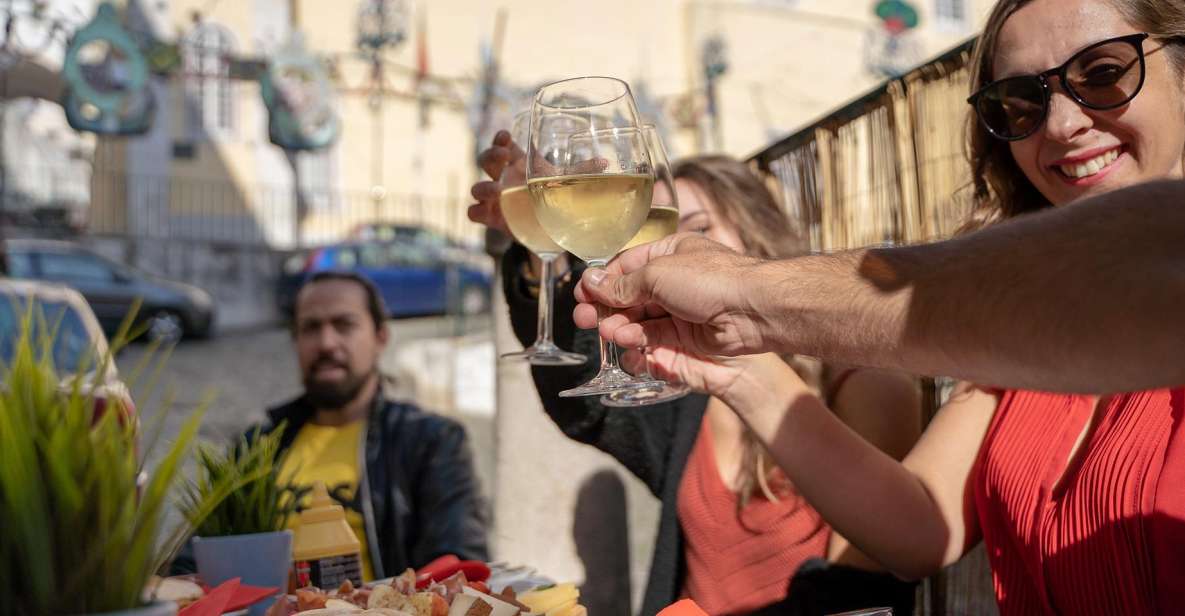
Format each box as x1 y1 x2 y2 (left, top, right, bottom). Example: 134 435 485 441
677 415 830 615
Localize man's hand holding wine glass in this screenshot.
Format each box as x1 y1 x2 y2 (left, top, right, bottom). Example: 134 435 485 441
573 233 777 358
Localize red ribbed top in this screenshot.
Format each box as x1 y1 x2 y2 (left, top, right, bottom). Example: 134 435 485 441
678 416 830 615
972 388 1185 615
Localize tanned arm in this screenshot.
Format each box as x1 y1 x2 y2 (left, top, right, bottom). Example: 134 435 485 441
745 180 1182 391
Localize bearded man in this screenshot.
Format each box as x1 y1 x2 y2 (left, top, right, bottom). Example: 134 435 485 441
257 271 487 580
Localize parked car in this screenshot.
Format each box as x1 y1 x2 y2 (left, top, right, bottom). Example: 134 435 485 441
5 239 215 342
276 239 492 319
350 223 488 269
0 278 135 424
351 222 473 248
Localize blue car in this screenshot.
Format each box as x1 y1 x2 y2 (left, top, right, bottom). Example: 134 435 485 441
277 240 492 318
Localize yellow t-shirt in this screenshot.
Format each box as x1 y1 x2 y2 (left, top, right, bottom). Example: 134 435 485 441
280 421 374 581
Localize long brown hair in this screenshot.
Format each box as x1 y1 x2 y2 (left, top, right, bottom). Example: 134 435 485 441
671 155 817 507
965 0 1185 229
671 155 809 259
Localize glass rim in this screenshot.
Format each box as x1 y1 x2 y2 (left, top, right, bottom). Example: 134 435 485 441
509 110 531 142
641 126 677 209
534 76 632 110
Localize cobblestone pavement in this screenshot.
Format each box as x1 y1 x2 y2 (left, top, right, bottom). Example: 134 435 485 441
122 315 496 499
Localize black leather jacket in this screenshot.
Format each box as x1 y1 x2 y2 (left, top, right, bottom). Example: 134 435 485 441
255 392 490 579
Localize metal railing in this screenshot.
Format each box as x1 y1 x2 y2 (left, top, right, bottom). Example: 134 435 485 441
9 166 482 250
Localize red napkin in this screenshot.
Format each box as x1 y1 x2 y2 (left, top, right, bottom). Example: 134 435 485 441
179 578 239 616
221 582 282 612
658 599 710 616
179 578 281 616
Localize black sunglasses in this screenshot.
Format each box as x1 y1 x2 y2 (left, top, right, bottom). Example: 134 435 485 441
968 33 1151 141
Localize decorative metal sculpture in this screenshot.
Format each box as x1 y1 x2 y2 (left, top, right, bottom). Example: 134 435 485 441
864 0 922 78
61 2 154 135
259 33 339 151
356 0 408 55
874 0 919 35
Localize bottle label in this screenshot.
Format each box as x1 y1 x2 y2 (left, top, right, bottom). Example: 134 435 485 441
295 553 363 589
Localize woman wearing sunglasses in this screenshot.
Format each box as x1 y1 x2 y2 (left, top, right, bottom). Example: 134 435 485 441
630 0 1185 614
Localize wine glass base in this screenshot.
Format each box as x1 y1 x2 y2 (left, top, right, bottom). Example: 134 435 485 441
500 345 587 367
558 367 657 397
601 381 691 407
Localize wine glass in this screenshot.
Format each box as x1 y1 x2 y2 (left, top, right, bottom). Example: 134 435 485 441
527 76 655 397
602 125 691 407
499 111 587 366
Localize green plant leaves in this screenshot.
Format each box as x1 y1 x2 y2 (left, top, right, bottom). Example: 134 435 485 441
180 423 300 539
0 300 212 614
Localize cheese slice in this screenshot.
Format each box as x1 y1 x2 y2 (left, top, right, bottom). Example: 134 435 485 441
547 605 587 616
518 584 579 614
544 598 577 616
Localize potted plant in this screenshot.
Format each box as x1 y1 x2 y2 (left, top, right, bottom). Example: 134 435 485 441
0 309 225 615
180 426 299 615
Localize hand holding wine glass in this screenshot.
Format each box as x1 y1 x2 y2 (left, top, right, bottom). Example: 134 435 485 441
601 125 691 407
468 130 523 234
526 76 656 397
498 112 586 366
571 233 770 356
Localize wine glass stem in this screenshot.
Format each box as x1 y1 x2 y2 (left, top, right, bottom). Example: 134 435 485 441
640 347 655 379
532 252 560 348
589 263 624 374
597 317 619 373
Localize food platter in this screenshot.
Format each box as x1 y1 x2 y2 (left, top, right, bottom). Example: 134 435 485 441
267 564 582 616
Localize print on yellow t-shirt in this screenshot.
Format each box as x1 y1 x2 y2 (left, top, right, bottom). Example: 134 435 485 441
280 421 374 581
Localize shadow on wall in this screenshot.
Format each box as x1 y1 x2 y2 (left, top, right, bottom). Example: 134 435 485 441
573 470 633 616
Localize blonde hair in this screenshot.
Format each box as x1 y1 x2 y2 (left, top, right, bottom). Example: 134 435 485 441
964 0 1185 230
671 155 809 259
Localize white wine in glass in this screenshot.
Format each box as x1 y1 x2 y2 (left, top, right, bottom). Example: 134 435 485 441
528 173 653 263
501 185 565 256
622 205 679 250
602 124 691 407
527 76 655 397
499 111 587 366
